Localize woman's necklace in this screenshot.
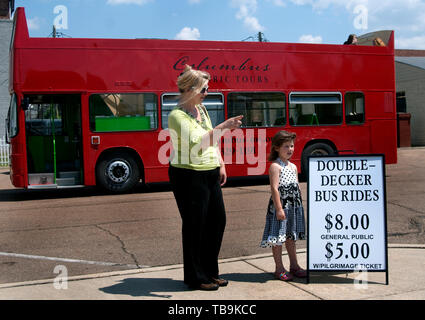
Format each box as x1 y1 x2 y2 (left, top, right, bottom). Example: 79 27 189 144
180 104 208 130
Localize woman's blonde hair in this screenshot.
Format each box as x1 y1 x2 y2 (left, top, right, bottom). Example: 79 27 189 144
268 130 297 161
373 37 385 47
177 65 210 94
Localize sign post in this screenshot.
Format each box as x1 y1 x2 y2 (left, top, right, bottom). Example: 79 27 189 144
307 154 388 284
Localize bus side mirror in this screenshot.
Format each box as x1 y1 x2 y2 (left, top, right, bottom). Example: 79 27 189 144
21 97 30 110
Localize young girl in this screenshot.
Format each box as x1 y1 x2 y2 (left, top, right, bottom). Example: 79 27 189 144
260 130 306 281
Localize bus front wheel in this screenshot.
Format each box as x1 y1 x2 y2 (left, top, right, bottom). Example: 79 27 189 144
96 153 140 193
301 142 335 180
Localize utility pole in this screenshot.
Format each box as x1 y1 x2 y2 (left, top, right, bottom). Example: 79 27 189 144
242 32 268 42
50 25 70 38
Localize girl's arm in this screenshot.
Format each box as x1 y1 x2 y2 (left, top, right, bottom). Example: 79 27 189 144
269 163 286 220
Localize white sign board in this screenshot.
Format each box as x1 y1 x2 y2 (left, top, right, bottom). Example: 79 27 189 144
307 155 388 273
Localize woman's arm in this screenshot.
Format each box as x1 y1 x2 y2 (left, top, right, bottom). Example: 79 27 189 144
217 148 227 186
201 115 244 148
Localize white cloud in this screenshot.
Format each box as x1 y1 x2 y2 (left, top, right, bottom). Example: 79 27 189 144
243 16 264 32
396 36 425 50
106 0 152 5
286 0 425 31
288 0 360 11
231 0 265 32
299 34 323 43
272 0 287 7
27 17 41 30
175 27 201 40
286 0 425 48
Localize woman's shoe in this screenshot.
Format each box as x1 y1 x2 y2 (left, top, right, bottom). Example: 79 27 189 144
188 282 219 291
211 278 229 287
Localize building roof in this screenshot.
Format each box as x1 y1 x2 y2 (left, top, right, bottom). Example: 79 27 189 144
395 57 425 71
395 49 425 57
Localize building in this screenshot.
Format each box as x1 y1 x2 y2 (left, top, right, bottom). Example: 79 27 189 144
0 0 13 138
395 50 425 146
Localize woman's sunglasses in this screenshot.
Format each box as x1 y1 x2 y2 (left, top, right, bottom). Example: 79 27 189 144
200 87 209 94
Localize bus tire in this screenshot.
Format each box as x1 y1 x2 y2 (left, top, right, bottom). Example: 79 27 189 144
96 153 140 193
301 142 335 180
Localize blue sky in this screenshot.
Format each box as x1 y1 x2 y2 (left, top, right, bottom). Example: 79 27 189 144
14 0 425 49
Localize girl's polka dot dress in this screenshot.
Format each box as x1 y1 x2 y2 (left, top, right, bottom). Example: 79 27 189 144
260 158 306 247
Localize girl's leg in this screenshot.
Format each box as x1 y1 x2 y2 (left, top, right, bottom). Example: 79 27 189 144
286 239 307 277
285 239 301 271
272 245 285 274
272 244 293 281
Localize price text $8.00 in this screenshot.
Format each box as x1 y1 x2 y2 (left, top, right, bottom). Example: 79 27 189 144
325 213 370 233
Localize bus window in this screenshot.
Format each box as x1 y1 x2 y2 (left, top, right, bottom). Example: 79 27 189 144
228 92 286 127
161 93 179 129
89 93 158 132
161 93 224 129
203 93 225 127
25 99 63 136
6 94 18 142
345 92 365 124
289 92 342 126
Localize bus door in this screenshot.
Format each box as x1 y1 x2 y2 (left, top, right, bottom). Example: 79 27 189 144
24 94 83 188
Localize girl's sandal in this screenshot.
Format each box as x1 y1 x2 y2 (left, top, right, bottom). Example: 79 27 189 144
290 268 307 278
274 271 294 281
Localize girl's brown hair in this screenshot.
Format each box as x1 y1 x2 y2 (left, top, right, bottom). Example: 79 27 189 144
268 130 297 161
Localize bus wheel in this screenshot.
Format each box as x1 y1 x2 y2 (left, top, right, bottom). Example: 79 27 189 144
301 143 335 180
96 153 140 193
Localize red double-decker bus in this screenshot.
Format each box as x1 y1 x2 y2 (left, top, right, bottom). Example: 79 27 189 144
6 7 397 193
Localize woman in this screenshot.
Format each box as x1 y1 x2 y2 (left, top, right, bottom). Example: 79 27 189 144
373 37 386 47
168 65 243 291
344 34 358 45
